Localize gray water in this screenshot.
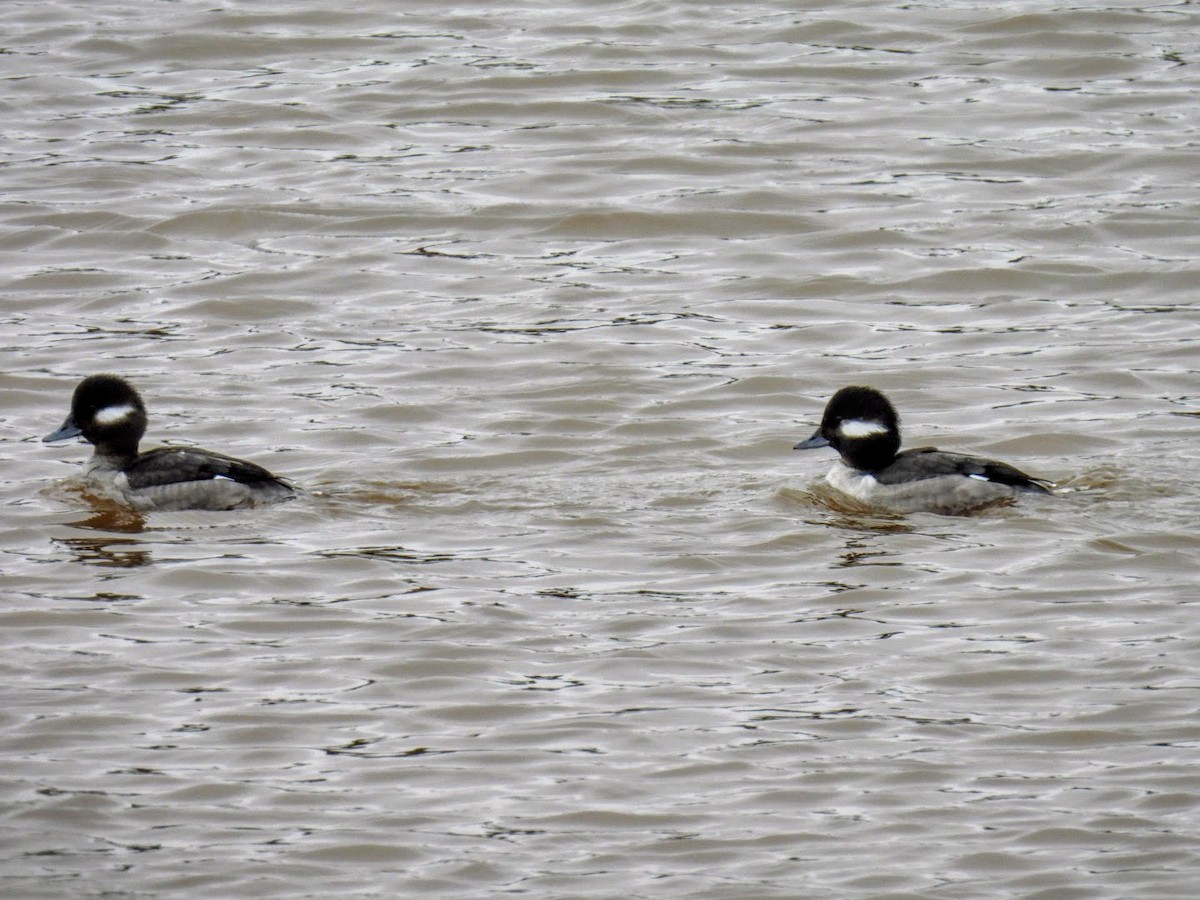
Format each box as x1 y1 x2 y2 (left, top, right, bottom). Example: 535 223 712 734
3 1 1199 897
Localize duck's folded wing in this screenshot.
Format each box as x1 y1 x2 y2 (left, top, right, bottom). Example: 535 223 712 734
124 447 292 489
883 448 1052 492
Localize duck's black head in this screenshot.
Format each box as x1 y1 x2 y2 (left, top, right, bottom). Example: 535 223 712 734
44 374 148 459
794 385 902 472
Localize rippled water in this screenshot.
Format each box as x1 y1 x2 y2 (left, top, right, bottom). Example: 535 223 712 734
4 1 1200 897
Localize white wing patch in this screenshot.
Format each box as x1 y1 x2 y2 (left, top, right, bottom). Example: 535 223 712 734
838 418 888 439
94 403 136 425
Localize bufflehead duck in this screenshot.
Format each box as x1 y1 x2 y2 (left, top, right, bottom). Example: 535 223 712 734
44 374 296 511
795 385 1052 514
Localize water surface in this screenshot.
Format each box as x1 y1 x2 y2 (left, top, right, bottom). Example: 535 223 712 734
3 1 1199 897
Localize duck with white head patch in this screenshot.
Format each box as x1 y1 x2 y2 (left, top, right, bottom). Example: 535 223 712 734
44 374 296 511
795 385 1052 514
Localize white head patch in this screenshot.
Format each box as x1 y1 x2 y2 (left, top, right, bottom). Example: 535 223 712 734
838 418 888 439
94 403 136 425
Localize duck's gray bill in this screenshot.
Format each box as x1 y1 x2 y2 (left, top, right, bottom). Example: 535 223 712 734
44 416 82 443
793 430 829 451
